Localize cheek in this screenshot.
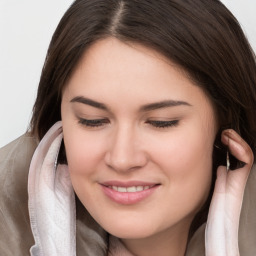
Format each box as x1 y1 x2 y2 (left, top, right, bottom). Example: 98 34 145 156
62 127 106 210
150 125 214 171
63 124 106 178
149 125 214 207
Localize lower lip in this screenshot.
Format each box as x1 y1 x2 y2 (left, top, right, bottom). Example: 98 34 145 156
101 185 159 205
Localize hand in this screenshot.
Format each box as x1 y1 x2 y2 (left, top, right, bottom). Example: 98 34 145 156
205 129 254 256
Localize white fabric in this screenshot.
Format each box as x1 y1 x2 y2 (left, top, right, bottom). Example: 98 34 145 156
28 121 76 256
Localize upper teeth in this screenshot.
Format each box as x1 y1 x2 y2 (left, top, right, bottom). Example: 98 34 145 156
110 186 150 192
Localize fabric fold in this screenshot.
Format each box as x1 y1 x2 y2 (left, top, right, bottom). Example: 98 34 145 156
28 121 76 256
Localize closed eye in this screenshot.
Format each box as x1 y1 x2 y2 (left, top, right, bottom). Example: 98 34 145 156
146 120 179 128
78 118 179 128
78 118 109 127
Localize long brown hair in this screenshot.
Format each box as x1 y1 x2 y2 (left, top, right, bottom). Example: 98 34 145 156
30 0 256 236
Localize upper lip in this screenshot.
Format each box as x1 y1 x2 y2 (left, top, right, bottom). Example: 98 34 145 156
100 180 159 187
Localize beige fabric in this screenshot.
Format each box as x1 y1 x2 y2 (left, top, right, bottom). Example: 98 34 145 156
0 133 255 255
239 163 256 255
108 236 135 256
0 134 37 255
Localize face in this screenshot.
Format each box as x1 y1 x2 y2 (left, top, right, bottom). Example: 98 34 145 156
61 38 217 241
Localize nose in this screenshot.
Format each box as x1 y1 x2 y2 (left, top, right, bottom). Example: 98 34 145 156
104 125 148 172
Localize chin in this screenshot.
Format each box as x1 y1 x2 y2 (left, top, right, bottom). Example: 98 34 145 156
108 227 156 240
99 216 165 240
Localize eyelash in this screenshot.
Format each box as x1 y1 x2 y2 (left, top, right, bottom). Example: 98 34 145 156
146 120 179 128
78 118 179 128
78 118 109 127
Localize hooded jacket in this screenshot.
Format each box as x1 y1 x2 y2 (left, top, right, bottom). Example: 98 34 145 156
0 133 256 255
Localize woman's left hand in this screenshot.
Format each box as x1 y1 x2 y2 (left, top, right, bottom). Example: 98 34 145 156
205 129 254 256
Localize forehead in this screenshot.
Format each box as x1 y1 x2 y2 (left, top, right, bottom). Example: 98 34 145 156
63 37 214 113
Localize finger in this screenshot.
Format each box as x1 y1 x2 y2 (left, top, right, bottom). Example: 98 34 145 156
221 129 254 167
221 129 253 193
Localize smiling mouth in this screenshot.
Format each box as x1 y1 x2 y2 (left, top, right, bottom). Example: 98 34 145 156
107 185 155 193
101 183 160 205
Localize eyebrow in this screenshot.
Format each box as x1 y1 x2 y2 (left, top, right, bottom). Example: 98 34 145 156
139 100 192 112
70 96 108 110
70 96 191 112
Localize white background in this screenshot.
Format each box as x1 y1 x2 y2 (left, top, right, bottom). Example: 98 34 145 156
0 0 256 147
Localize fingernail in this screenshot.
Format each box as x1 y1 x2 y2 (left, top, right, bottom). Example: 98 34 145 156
223 129 238 141
223 133 229 140
222 133 229 144
222 129 230 137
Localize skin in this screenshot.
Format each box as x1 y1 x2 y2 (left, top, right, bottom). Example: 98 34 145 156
60 37 252 255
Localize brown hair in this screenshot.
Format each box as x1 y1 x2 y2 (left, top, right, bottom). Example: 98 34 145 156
30 0 256 236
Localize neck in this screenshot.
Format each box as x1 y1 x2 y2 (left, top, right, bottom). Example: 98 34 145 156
121 220 191 256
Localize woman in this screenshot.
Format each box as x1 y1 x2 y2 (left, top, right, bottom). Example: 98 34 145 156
1 0 256 255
